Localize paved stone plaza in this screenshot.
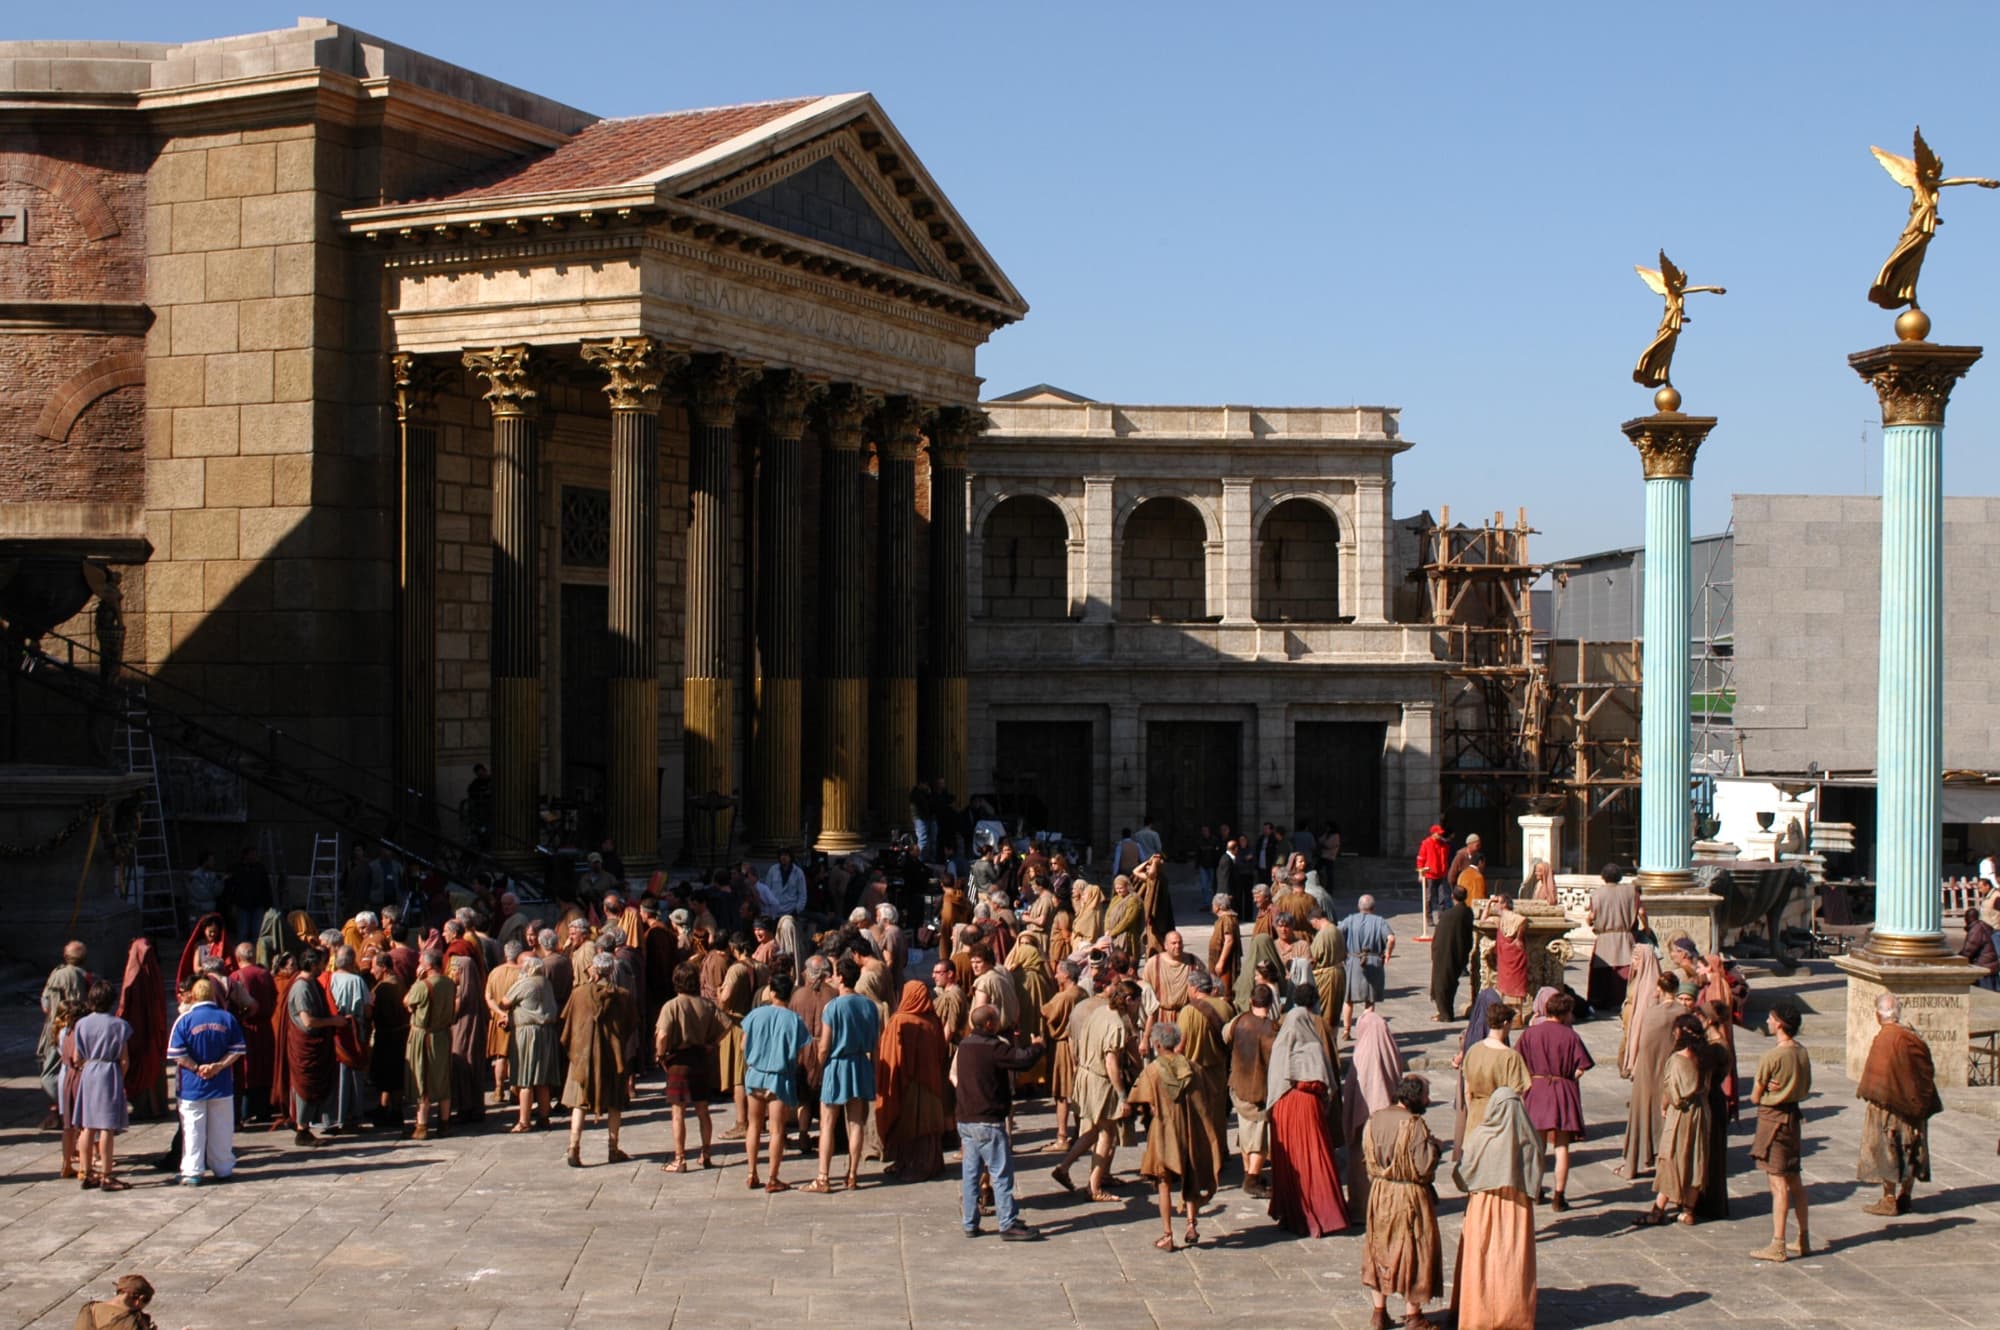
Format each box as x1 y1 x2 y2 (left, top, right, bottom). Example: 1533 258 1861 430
7 882 2000 1330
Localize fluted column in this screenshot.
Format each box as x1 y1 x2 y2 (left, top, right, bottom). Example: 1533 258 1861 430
464 345 541 858
392 352 448 829
749 370 818 853
815 385 877 853
582 336 668 867
1621 412 1714 895
872 397 923 835
921 406 980 805
679 354 754 859
1850 340 1981 954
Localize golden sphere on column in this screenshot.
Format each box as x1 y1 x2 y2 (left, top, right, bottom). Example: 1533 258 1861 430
1653 384 1682 414
1896 307 1932 343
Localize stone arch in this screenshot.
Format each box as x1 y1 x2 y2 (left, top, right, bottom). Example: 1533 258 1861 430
0 153 122 240
34 353 145 441
1113 487 1221 546
980 494 1071 620
1255 495 1342 622
971 482 1083 545
1118 495 1211 622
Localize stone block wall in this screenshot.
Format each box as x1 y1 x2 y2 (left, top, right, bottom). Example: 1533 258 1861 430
1117 498 1208 622
1255 498 1340 621
1733 493 2000 774
980 494 1068 620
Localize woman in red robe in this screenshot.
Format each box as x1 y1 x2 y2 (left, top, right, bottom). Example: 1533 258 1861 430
875 980 953 1182
1265 1006 1351 1236
116 939 168 1119
177 913 234 984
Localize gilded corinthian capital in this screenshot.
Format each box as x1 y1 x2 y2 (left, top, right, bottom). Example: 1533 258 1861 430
926 405 989 468
676 353 760 423
874 396 928 461
580 335 671 411
760 369 824 440
818 383 882 451
1620 413 1717 481
391 352 451 422
462 345 538 417
1848 341 1983 428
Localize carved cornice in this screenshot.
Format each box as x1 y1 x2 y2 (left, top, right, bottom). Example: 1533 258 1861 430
461 345 538 418
818 383 881 451
874 396 927 461
1848 341 1984 428
391 351 453 422
1619 413 1716 481
580 335 672 411
925 405 988 468
676 352 759 424
760 369 824 441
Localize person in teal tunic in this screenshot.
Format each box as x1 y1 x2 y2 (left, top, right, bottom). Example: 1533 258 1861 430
806 956 882 1193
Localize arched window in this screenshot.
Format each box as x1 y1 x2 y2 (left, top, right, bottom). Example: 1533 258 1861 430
1119 497 1209 622
980 495 1069 620
1255 498 1340 622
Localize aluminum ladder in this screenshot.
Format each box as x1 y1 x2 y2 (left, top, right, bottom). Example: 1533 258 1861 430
304 832 341 922
119 690 180 940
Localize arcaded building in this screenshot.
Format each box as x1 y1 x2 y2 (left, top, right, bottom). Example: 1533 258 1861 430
0 19 1024 881
966 387 1446 860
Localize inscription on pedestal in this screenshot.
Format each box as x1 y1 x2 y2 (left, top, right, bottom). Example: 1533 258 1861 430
1838 956 1972 1087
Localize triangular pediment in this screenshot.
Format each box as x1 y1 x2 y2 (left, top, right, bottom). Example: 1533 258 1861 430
718 154 923 274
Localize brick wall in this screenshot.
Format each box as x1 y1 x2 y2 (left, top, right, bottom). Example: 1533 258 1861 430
980 494 1068 620
1255 498 1341 621
1119 497 1208 622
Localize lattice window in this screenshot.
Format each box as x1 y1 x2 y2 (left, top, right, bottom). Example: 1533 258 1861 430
560 486 610 567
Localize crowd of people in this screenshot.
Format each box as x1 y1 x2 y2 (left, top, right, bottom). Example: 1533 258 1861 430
33 832 1963 1330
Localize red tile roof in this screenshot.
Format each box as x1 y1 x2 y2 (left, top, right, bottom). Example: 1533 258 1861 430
417 97 823 203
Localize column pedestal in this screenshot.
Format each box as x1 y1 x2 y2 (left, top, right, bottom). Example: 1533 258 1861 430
464 346 541 863
1838 334 1984 1084
1517 812 1563 874
583 336 667 870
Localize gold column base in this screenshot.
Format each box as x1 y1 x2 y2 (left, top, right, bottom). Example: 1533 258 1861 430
1849 931 1958 964
748 675 802 854
492 675 541 857
817 676 867 854
872 675 917 836
1634 868 1694 894
606 676 659 866
684 672 733 805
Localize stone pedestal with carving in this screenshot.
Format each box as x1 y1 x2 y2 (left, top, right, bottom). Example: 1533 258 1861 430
1517 813 1563 874
1474 902 1576 998
1836 949 1974 1086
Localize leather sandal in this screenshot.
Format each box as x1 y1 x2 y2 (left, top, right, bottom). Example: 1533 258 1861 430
801 1175 835 1193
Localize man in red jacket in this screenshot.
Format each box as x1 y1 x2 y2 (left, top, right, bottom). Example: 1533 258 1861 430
1415 825 1452 927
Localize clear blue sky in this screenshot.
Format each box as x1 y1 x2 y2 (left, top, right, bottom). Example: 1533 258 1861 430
27 2 2000 556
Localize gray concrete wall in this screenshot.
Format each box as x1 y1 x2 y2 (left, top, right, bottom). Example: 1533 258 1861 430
1732 493 2000 775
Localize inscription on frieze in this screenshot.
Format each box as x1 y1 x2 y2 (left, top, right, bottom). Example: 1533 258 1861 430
670 270 960 371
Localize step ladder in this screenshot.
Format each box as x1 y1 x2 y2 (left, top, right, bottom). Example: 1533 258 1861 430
119 690 180 941
305 832 341 922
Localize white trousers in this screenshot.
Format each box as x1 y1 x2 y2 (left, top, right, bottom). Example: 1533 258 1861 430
179 1095 235 1179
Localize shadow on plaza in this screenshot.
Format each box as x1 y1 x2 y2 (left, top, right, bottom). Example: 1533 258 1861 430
1813 1213 1975 1254
1540 1284 1707 1327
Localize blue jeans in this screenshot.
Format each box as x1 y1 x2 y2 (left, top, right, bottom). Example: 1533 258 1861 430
958 1121 1018 1231
1198 865 1215 898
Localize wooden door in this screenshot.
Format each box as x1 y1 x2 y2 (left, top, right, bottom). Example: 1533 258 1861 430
1145 721 1240 857
1293 721 1387 856
993 720 1095 846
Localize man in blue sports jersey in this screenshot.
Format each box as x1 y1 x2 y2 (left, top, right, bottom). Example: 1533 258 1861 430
166 976 247 1185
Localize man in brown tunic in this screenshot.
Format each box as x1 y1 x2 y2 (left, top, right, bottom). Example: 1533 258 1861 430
932 960 969 1046
483 939 524 1108
1856 992 1942 1216
788 955 836 1151
561 952 635 1167
1041 958 1085 1151
1127 1021 1223 1250
655 960 726 1171
1362 1075 1443 1330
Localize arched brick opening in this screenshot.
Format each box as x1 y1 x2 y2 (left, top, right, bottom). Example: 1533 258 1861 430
0 153 122 240
1255 497 1340 621
34 352 146 441
1119 496 1209 622
980 494 1069 620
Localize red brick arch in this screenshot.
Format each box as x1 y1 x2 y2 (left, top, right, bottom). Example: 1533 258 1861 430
0 152 122 240
34 353 145 441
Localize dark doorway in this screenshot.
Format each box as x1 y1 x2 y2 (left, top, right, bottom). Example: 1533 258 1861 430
1145 721 1240 856
1293 721 1387 856
993 720 1095 847
560 583 610 832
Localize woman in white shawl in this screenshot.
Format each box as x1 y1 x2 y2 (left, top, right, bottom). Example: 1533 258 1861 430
1451 1086 1542 1330
1264 1007 1351 1236
1340 1007 1404 1220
